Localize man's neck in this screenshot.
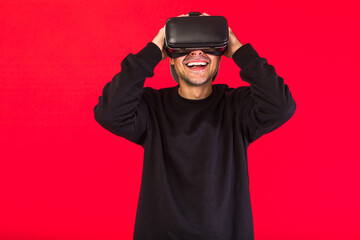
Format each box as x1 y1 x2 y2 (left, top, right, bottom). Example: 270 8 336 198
178 81 212 100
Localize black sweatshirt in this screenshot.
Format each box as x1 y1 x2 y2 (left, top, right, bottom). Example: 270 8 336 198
94 42 296 240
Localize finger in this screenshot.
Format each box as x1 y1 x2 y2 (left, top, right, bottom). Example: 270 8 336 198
202 12 210 16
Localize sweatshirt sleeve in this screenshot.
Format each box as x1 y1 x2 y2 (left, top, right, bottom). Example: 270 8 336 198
232 43 296 143
94 42 162 145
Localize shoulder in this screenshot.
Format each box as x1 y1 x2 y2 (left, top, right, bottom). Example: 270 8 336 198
142 86 177 97
212 84 254 110
213 84 251 97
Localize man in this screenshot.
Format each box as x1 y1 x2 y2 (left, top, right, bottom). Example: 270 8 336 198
94 13 296 240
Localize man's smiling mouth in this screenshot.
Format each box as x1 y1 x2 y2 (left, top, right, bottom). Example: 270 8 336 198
185 61 209 71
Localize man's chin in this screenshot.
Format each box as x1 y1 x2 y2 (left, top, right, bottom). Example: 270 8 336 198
181 76 212 87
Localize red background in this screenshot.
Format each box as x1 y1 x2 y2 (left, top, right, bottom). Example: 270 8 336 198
1 0 360 239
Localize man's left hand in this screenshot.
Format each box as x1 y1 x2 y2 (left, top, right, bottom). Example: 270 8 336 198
224 27 243 58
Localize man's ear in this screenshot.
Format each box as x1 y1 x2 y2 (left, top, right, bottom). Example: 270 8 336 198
170 58 175 65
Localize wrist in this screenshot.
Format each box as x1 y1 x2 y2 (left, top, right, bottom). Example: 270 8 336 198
225 42 243 58
151 40 163 52
230 43 243 57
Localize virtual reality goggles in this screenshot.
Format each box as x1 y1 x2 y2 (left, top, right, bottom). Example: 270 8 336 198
165 12 229 58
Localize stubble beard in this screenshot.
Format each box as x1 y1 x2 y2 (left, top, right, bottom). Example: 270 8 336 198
181 74 213 87
177 67 219 87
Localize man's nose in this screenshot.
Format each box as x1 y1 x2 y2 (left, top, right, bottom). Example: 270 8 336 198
189 50 204 56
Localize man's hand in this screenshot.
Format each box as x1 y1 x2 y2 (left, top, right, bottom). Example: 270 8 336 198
152 14 189 61
152 26 167 61
224 27 243 58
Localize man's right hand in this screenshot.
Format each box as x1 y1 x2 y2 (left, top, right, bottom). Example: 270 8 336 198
152 26 167 61
152 14 189 61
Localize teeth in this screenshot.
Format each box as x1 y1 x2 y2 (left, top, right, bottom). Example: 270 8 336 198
186 62 207 67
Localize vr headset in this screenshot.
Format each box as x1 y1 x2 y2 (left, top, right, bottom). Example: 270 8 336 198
165 12 229 58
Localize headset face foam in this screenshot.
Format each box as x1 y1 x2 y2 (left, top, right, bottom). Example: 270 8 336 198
166 47 226 58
